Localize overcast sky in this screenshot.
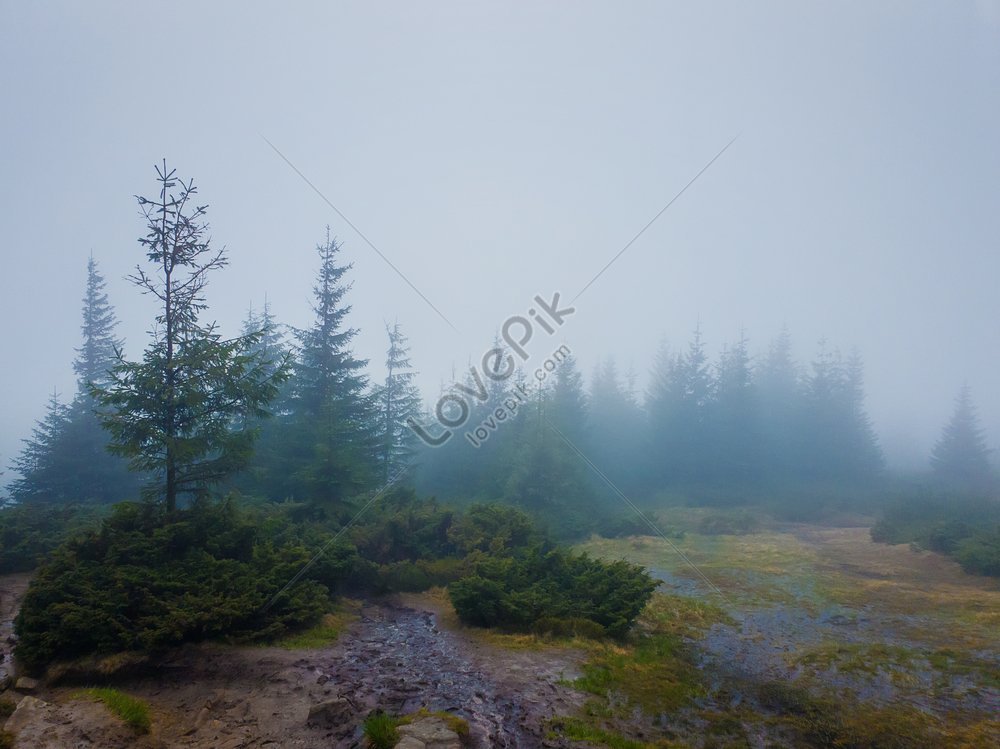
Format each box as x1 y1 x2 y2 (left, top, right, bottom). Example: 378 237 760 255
2 1 998 481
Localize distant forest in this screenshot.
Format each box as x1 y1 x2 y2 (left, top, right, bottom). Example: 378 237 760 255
6 223 995 536
1 165 998 676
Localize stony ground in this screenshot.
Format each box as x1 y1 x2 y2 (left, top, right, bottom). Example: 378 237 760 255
1 592 586 749
3 520 998 748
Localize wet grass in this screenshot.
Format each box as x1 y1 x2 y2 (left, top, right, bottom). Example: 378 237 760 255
578 527 822 608
574 516 1000 746
553 593 731 743
793 641 1000 692
271 602 359 649
546 715 676 748
70 687 151 733
362 710 398 749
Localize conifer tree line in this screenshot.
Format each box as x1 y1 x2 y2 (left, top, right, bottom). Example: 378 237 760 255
413 329 996 520
5 168 995 517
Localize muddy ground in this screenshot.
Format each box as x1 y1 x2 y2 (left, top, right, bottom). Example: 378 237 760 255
2 521 998 748
1 593 587 749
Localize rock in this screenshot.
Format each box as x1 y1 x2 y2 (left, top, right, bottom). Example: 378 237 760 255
395 737 425 749
4 695 46 733
14 676 38 692
306 697 354 726
397 717 462 749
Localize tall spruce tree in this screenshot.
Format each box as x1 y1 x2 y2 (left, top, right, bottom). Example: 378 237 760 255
646 328 715 486
8 391 71 504
240 297 288 381
548 353 588 442
93 162 288 511
376 321 422 483
798 342 882 482
930 385 994 490
588 357 644 493
9 259 138 505
713 331 760 482
756 326 800 481
74 256 123 389
63 257 138 503
276 228 379 506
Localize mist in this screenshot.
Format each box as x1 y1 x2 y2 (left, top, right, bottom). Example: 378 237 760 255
2 3 998 483
3 5 1000 747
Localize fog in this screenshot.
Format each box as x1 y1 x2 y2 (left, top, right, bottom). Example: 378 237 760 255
2 0 999 481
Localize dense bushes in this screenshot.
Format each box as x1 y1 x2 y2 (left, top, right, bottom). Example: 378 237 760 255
14 491 655 669
12 495 554 669
15 498 347 670
872 492 1000 576
0 503 108 573
449 545 656 638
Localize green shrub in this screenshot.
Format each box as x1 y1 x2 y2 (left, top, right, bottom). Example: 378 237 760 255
0 502 108 573
954 528 1000 576
351 488 460 563
872 492 1000 576
15 498 345 670
375 557 467 592
449 545 656 638
446 503 538 555
362 710 399 749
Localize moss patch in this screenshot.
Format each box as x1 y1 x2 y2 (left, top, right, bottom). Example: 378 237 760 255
271 602 359 649
70 687 151 733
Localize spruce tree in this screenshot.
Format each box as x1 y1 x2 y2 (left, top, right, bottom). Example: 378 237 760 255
931 385 994 490
548 353 588 442
278 228 379 506
8 391 71 504
240 297 288 381
9 259 138 505
756 326 800 481
93 162 288 511
74 256 123 389
646 328 715 485
713 330 760 482
588 357 644 493
376 321 422 483
799 342 882 482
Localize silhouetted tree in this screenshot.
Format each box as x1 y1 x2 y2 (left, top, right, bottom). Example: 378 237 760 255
646 328 714 485
240 296 288 381
92 162 287 511
798 342 882 482
931 385 994 490
8 391 71 504
548 353 588 442
269 228 379 507
376 321 422 483
755 326 801 481
9 259 138 505
713 330 761 482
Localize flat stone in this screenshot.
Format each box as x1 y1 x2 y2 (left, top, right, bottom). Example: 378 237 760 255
397 717 462 749
395 737 425 749
4 695 46 733
14 676 38 692
306 697 353 726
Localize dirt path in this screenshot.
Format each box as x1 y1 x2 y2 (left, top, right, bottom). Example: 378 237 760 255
0 573 31 685
2 587 585 749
